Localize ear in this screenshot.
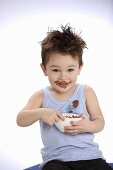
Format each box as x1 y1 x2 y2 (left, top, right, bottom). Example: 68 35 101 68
78 64 83 75
40 64 47 76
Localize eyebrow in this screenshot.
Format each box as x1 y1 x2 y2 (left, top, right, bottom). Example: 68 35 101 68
49 65 60 68
49 65 78 68
68 65 78 67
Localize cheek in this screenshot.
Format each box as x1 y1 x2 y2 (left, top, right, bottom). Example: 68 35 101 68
70 73 78 81
48 73 57 82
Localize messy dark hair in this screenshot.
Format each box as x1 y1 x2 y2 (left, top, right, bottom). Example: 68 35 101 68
40 24 87 67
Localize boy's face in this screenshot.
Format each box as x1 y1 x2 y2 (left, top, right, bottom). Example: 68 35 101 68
41 53 82 93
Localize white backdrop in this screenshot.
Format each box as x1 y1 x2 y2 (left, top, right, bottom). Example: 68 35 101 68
0 0 113 170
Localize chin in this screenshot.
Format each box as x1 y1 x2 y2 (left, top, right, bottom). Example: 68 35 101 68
56 86 72 93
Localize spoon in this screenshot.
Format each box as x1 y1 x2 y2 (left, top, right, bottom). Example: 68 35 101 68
61 100 79 113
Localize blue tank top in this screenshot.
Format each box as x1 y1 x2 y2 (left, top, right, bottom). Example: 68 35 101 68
39 84 104 169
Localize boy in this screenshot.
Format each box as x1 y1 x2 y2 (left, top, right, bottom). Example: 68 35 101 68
17 25 112 170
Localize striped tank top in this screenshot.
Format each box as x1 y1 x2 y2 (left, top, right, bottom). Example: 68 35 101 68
39 84 104 169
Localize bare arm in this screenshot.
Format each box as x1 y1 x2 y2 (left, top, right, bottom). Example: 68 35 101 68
64 85 105 134
85 85 105 133
16 91 43 127
16 90 64 127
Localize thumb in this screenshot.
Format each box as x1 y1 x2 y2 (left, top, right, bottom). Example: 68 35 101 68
80 113 87 119
57 113 65 121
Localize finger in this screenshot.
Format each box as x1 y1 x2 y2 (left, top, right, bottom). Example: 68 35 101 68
57 113 65 120
64 129 79 135
80 113 87 119
64 125 81 131
54 116 61 122
64 125 76 130
49 120 54 126
70 121 78 126
70 120 82 126
50 117 56 125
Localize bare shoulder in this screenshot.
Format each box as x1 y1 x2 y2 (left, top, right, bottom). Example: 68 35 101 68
22 90 44 110
29 90 44 103
85 84 103 118
85 84 97 99
85 84 95 92
84 84 99 111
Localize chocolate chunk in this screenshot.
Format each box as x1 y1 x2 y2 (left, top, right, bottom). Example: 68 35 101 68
72 100 79 108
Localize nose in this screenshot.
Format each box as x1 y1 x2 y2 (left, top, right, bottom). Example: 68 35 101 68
59 71 67 79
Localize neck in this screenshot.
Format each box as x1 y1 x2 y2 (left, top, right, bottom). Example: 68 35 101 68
49 84 77 100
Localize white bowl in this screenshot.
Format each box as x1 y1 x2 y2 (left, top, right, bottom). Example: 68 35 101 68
55 113 82 132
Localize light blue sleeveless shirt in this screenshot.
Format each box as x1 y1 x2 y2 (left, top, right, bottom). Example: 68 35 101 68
39 84 104 169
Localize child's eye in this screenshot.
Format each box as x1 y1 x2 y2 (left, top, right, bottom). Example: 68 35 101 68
52 69 60 72
68 68 74 72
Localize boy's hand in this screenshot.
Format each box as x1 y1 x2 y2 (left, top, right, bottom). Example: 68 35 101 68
40 108 65 125
64 113 92 135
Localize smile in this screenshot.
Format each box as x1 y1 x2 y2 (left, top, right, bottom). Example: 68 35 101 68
55 81 71 88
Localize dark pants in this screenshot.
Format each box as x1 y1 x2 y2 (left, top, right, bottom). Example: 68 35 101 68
42 159 113 170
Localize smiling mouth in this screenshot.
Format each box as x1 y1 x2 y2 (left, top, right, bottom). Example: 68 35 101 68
55 81 71 88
